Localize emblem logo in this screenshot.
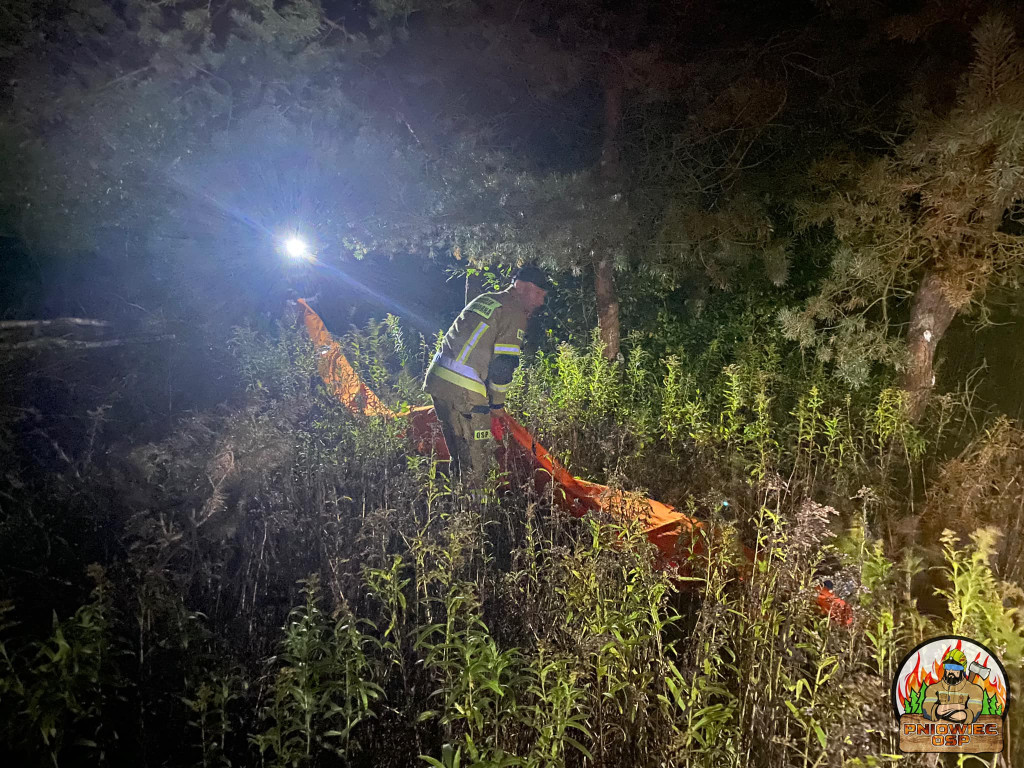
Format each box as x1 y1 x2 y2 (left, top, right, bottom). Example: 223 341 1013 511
469 296 501 319
892 635 1009 753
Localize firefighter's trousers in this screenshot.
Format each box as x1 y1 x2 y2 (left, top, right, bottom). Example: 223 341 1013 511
430 394 494 494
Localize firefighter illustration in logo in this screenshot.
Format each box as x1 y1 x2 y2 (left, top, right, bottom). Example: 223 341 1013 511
892 636 1009 753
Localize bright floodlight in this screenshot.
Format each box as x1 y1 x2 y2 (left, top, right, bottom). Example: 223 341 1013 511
284 236 309 259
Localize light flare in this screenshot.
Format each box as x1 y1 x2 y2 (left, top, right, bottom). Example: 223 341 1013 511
284 236 310 259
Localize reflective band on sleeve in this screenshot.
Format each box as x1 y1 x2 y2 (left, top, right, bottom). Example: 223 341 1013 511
493 344 521 356
489 381 511 393
457 321 489 363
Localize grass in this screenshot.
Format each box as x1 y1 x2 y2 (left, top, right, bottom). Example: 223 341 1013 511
0 315 1021 767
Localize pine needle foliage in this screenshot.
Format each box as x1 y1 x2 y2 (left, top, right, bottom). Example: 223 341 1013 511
784 13 1024 390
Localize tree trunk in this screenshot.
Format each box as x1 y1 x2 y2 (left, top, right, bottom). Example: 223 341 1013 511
594 254 620 358
902 271 957 420
595 61 624 360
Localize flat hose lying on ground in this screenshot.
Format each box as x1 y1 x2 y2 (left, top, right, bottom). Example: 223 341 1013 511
298 299 853 625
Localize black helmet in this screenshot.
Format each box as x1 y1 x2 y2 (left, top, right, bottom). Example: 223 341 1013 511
513 264 551 291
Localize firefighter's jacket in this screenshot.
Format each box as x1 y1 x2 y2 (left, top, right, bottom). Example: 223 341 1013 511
424 288 527 409
923 678 985 722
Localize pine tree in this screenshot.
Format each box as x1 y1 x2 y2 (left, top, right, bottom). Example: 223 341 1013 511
783 13 1024 416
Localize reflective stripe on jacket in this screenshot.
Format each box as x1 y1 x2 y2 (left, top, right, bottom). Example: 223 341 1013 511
428 353 487 397
424 288 527 407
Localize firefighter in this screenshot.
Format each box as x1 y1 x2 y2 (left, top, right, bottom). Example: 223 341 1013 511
922 648 985 723
424 265 550 496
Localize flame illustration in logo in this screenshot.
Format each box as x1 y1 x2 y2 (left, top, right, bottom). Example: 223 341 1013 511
896 640 1007 714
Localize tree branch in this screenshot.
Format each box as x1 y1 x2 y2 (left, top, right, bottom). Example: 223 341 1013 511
0 318 111 330
1 334 175 351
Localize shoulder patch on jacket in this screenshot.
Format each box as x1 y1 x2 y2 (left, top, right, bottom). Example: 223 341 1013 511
516 328 525 341
468 296 502 319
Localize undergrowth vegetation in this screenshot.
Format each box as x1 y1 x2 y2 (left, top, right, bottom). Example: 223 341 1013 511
1 313 1023 767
